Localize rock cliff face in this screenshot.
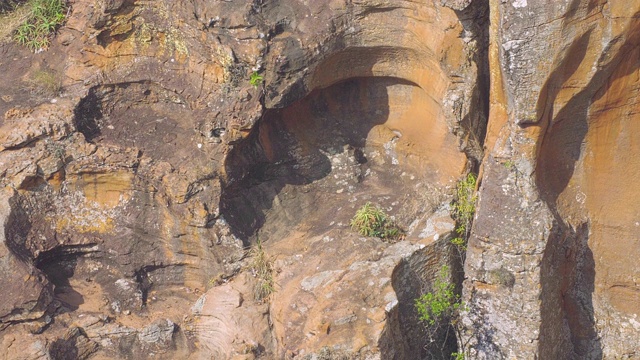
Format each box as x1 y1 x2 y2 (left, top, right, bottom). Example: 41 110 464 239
462 0 640 359
0 0 637 359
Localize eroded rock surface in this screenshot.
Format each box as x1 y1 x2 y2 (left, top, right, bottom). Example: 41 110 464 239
0 0 485 359
1 0 638 359
463 0 640 359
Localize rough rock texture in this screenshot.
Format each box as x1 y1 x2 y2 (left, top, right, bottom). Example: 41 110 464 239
2 0 638 359
0 0 486 359
463 0 640 359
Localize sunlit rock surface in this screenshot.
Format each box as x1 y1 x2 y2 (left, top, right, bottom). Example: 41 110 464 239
0 0 638 359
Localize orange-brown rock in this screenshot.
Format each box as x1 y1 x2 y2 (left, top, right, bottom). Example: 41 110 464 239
463 0 640 359
5 0 639 359
0 0 485 358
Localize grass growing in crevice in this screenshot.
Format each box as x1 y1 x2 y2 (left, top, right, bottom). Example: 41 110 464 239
12 0 66 51
450 173 477 255
350 202 404 242
248 239 274 302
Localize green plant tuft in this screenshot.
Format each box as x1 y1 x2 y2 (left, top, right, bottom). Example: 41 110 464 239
249 71 263 87
13 0 66 51
415 265 469 358
450 173 477 251
350 202 404 242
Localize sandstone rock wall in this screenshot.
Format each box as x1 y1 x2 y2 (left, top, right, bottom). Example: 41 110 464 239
0 0 486 358
0 0 638 358
464 0 640 358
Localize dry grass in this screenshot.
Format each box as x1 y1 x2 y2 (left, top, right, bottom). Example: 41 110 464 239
247 240 275 302
0 1 31 43
26 69 62 97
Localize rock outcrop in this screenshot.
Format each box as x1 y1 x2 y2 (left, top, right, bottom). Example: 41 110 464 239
0 0 638 359
0 0 486 358
463 0 640 359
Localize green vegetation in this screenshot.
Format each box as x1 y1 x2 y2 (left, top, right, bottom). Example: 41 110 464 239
415 265 468 359
450 173 477 252
249 71 263 87
350 202 404 242
415 266 462 326
13 0 66 51
248 239 274 302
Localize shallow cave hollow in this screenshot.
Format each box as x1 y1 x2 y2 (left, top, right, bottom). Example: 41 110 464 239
220 74 467 245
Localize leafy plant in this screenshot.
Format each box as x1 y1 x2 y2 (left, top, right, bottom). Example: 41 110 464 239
248 239 274 302
415 266 462 326
415 265 468 359
249 71 263 87
350 202 404 242
13 0 66 51
450 173 477 252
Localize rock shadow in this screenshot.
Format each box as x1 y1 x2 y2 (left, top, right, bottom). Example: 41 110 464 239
536 10 640 359
539 222 601 359
34 245 99 311
379 239 458 360
74 87 103 142
220 76 411 244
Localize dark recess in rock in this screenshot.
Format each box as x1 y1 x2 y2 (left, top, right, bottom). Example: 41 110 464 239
220 76 405 242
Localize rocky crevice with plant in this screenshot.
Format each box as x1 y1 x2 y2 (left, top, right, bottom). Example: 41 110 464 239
0 0 639 359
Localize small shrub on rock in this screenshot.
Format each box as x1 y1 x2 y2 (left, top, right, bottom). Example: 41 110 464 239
350 202 404 242
415 265 462 326
450 173 477 252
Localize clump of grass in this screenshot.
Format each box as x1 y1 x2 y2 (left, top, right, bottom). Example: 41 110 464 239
350 202 404 242
248 239 274 302
26 69 61 96
450 173 477 252
13 0 66 51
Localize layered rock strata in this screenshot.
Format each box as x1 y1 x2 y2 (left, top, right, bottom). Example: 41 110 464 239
0 0 486 358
